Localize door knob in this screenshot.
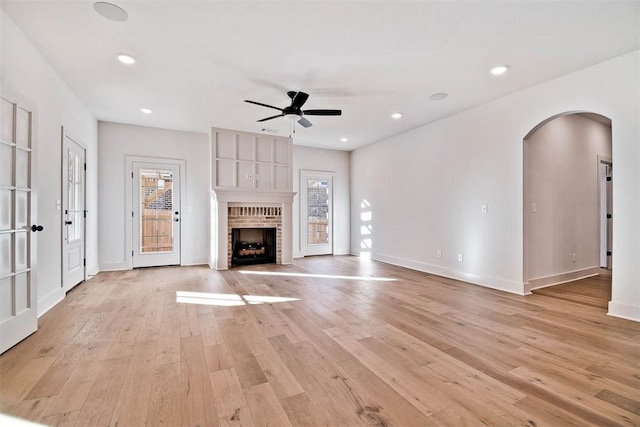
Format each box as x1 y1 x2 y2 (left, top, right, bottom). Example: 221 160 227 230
31 225 44 232
174 218 179 222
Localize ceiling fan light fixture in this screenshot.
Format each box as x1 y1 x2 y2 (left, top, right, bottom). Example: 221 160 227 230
94 2 128 22
117 53 136 65
391 112 403 119
490 65 509 75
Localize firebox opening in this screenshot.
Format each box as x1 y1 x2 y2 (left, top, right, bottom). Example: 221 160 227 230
232 228 276 266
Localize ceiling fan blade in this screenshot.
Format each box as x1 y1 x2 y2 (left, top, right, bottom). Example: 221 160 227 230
244 100 283 112
297 117 313 128
257 113 284 122
291 91 309 109
302 109 342 116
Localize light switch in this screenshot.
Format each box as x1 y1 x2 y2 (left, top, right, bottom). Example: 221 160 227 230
531 202 537 213
56 200 61 210
481 204 488 213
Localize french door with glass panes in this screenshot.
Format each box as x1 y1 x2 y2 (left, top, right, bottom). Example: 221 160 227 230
301 171 333 256
0 90 39 354
132 162 181 267
62 132 85 291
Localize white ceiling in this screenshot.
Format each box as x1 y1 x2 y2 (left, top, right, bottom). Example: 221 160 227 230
3 1 639 151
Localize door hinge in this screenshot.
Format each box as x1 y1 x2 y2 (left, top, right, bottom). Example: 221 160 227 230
132 250 134 257
607 251 612 256
84 210 87 218
131 172 134 179
83 258 86 266
84 163 87 171
606 176 612 182
607 214 612 219
132 211 134 218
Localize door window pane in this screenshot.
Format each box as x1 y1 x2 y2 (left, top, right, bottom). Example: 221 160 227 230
140 169 173 253
307 179 329 245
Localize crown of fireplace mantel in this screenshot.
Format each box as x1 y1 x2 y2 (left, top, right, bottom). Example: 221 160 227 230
212 187 296 204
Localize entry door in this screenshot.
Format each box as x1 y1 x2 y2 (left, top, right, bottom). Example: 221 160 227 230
301 172 333 256
62 132 85 291
0 91 39 354
132 162 181 267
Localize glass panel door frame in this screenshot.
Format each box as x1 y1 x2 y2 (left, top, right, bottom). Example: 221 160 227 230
300 170 333 256
125 156 185 269
0 87 38 354
61 129 86 291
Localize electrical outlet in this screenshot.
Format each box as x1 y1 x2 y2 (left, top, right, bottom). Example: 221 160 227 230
572 253 576 263
458 253 463 262
437 249 442 259
246 173 253 180
481 204 488 213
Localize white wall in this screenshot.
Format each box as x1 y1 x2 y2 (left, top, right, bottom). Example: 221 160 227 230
351 51 639 321
98 122 209 270
1 9 98 315
293 145 350 258
525 114 611 285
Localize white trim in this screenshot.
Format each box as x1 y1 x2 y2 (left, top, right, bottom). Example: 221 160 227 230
608 301 640 322
372 253 526 295
98 262 131 271
37 288 65 318
528 266 601 290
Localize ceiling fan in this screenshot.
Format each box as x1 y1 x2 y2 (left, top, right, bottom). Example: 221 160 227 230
244 91 341 128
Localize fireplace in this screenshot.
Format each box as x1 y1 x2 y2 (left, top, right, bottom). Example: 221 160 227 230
231 228 276 266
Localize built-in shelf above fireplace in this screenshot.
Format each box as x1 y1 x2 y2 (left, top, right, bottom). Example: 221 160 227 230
210 127 295 270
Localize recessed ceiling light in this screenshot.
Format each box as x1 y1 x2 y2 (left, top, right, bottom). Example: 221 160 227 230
429 92 448 101
141 108 152 114
490 65 509 76
94 2 128 22
117 54 136 65
340 137 349 142
391 113 403 119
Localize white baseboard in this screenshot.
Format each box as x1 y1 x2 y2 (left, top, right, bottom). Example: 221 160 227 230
372 253 526 295
528 266 600 290
87 264 99 277
38 288 65 318
608 301 640 322
99 262 131 271
181 258 209 266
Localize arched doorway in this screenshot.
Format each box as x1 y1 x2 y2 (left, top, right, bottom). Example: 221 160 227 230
523 112 612 302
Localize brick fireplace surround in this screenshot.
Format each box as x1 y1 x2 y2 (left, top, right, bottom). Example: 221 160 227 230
211 189 295 270
227 206 282 267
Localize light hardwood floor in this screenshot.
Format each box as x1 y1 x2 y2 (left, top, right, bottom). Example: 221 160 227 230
1 257 638 426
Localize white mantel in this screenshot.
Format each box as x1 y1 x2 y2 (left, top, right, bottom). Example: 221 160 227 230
210 189 296 270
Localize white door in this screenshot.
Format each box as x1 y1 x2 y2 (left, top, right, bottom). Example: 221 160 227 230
0 90 39 354
301 171 333 256
132 162 181 267
62 132 85 291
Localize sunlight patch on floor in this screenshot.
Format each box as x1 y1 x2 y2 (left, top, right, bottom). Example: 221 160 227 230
176 291 299 306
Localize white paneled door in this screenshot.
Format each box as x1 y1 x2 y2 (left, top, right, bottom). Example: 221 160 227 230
132 162 181 267
62 131 85 291
0 90 39 354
